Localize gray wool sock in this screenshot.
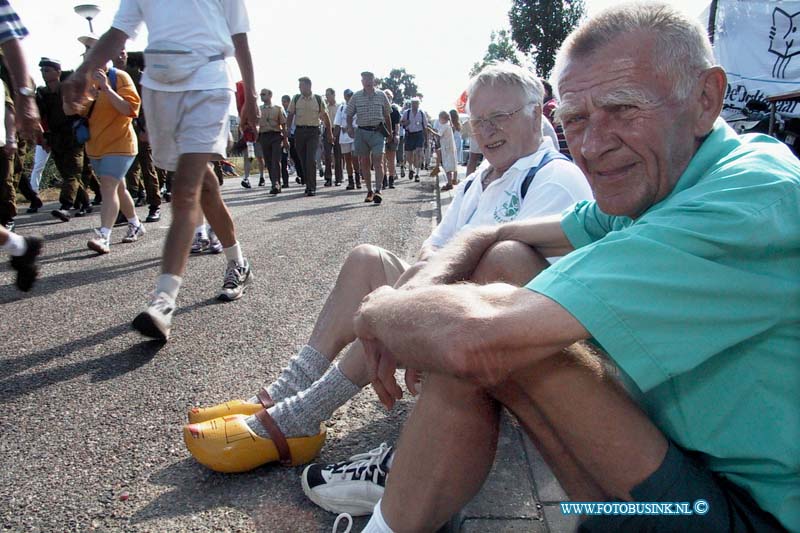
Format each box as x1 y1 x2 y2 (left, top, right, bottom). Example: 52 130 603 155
246 363 361 438
249 345 330 404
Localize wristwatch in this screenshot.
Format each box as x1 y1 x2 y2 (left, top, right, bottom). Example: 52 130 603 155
18 86 35 97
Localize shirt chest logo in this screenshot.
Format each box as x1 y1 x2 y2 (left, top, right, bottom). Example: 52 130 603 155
493 191 520 222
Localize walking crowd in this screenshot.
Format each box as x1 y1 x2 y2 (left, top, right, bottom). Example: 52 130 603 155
1 1 798 532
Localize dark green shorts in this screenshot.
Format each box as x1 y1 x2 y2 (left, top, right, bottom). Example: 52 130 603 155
579 441 787 532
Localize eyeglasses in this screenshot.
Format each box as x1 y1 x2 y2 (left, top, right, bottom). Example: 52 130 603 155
468 102 536 132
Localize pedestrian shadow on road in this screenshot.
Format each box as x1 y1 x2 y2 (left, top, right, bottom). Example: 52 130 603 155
268 203 364 222
0 337 163 402
0 257 161 305
0 295 219 384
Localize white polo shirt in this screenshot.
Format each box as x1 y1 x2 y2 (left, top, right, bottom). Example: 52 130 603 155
425 138 592 252
334 103 356 144
112 0 250 92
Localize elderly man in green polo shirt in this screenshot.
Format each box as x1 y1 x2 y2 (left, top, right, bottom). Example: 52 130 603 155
350 3 800 532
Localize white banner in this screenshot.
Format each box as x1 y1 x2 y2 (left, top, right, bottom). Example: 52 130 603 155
714 0 800 117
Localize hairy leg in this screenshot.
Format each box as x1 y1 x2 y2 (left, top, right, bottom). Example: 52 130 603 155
493 348 668 501
381 374 501 532
307 244 391 360
200 165 237 247
161 153 212 275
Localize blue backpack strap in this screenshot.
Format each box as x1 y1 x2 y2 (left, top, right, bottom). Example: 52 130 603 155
520 151 569 199
108 67 117 91
463 174 479 194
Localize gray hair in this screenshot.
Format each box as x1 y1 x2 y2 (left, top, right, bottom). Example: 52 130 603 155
466 62 544 114
552 2 715 100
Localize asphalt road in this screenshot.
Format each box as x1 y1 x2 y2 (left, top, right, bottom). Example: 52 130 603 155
0 172 436 532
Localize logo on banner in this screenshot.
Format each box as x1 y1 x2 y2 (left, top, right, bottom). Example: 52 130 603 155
769 8 800 79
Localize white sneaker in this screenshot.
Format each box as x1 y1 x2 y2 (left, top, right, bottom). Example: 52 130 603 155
87 230 110 254
122 222 146 243
207 229 223 254
191 232 209 254
217 259 252 301
132 291 175 340
301 442 392 516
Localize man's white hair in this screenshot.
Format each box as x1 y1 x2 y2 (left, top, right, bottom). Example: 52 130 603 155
552 2 715 100
466 62 544 114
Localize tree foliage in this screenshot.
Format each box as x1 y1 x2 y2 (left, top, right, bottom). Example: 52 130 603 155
508 0 585 78
470 30 520 77
379 68 419 105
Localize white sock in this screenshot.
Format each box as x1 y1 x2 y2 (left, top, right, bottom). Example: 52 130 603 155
2 232 26 257
362 501 394 533
99 227 112 240
223 241 244 266
155 273 182 301
127 215 141 227
195 224 208 239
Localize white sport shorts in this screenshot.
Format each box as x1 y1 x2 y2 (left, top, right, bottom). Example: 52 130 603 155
142 87 231 172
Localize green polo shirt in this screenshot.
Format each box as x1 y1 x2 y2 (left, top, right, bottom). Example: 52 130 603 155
527 119 800 531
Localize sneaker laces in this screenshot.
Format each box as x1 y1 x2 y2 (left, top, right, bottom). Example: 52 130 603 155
148 291 175 315
125 223 139 238
329 442 392 484
222 260 246 289
332 513 353 533
93 228 109 244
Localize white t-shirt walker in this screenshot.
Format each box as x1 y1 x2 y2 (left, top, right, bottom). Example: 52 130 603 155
425 138 592 256
112 0 250 93
334 104 356 144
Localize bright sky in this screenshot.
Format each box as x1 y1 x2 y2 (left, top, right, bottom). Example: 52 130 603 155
16 0 708 113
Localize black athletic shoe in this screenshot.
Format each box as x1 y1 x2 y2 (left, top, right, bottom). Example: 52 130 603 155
3 219 15 231
10 236 43 292
372 192 382 205
27 197 43 213
145 206 161 223
51 209 71 222
241 178 252 189
258 177 266 187
115 212 127 226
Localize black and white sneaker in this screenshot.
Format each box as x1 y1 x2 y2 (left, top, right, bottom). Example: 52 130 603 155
218 258 252 301
10 236 43 292
190 232 209 254
241 177 252 189
122 222 146 243
132 291 175 340
301 442 392 516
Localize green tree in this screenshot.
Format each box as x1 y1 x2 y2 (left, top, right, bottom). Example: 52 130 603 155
379 68 419 105
470 30 520 77
508 0 585 78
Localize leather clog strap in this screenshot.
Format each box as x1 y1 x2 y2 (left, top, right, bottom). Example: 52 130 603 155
255 408 292 466
257 387 274 409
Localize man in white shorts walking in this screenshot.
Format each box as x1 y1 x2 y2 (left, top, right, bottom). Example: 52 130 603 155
64 0 259 341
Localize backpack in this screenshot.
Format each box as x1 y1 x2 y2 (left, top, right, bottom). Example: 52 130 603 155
403 108 426 129
463 150 568 199
72 67 118 145
292 93 324 114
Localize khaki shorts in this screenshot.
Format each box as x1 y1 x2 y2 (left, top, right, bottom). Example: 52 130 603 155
142 87 231 172
377 247 409 286
340 142 354 154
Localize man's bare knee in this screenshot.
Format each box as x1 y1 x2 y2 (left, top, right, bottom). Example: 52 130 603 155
471 240 550 285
